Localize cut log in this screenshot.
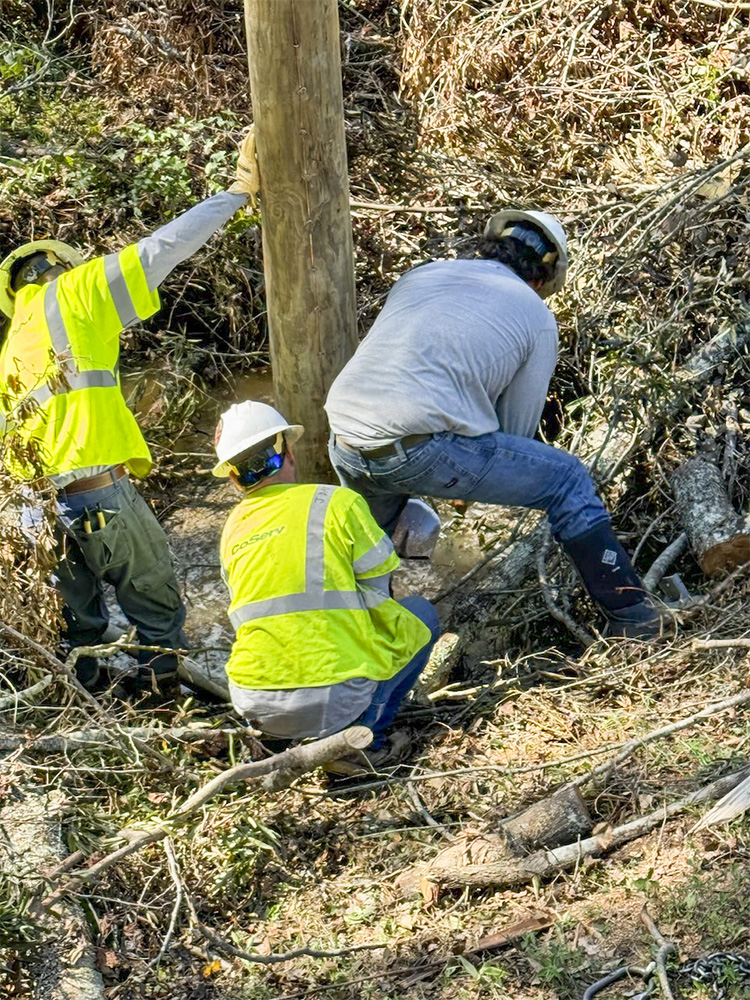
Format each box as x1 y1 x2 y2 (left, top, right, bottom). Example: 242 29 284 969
672 458 750 575
398 765 750 895
503 785 592 850
0 789 105 1000
397 785 592 894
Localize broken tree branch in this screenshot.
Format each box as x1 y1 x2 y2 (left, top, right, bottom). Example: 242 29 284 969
691 637 750 649
400 764 750 892
642 533 689 592
41 726 373 910
0 621 108 719
0 673 54 711
640 906 677 1000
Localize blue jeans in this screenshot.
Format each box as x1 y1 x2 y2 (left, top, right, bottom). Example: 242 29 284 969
26 473 186 660
330 431 610 543
356 595 440 749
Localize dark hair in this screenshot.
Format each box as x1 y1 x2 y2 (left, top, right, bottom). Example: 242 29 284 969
476 235 555 286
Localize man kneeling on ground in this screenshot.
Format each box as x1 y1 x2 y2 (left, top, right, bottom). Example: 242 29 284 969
212 400 440 769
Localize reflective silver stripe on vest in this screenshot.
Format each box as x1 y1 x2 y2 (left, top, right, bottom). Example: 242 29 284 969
229 586 388 629
229 485 388 632
357 573 390 597
9 281 116 423
104 252 139 329
44 282 74 361
352 534 394 575
305 485 336 593
13 369 117 416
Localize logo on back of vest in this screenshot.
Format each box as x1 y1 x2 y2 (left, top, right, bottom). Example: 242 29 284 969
232 525 285 554
601 549 618 566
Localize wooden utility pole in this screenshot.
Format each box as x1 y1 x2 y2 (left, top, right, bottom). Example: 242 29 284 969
243 0 358 481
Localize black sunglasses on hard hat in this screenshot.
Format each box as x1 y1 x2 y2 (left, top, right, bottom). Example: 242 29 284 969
10 251 60 292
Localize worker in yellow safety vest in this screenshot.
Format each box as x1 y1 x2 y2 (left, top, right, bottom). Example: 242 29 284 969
0 132 260 697
213 400 441 768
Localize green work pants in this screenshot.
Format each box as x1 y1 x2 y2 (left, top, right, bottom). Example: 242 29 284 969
53 474 185 663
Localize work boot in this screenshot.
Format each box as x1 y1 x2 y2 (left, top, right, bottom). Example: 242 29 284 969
73 655 102 690
68 655 130 698
562 522 661 639
605 600 663 639
323 731 412 778
123 652 181 704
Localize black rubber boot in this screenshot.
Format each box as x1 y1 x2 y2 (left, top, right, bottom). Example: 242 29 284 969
74 655 102 690
562 522 661 638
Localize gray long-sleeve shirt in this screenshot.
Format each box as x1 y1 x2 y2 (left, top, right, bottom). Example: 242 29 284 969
137 190 247 289
325 258 559 446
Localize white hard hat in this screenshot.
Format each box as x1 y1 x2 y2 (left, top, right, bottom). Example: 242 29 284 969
483 209 568 298
0 239 84 318
212 400 304 478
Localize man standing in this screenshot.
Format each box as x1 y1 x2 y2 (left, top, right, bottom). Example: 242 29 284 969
326 209 658 638
213 400 440 766
0 132 260 695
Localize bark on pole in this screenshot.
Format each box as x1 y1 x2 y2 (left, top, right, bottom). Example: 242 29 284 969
672 457 750 575
243 0 358 482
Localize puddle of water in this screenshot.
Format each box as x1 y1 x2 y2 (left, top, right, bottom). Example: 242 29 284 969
433 525 486 575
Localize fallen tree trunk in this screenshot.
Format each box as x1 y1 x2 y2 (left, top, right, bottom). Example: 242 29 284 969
0 789 105 1000
672 457 750 575
398 764 749 895
424 323 750 690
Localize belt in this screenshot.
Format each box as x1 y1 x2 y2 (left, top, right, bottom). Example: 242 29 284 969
59 464 128 496
335 433 432 459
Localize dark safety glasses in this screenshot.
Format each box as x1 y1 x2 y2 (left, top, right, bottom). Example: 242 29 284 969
234 446 284 487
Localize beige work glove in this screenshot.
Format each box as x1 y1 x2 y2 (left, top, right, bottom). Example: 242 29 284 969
229 126 260 207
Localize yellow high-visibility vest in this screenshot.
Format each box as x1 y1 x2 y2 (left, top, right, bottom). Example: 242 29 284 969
0 244 160 480
220 482 432 690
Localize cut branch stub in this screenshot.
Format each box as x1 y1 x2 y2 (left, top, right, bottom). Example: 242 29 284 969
397 785 592 895
503 785 592 850
672 458 750 575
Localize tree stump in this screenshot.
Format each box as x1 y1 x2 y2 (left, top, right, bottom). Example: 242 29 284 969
672 458 750 575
